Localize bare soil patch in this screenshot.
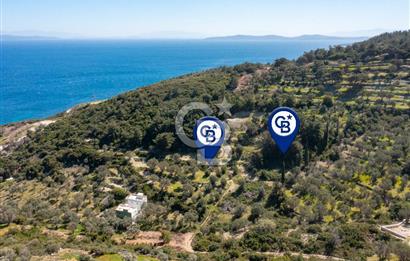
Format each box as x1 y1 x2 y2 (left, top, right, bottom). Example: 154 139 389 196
126 231 163 245
0 120 55 153
167 232 194 253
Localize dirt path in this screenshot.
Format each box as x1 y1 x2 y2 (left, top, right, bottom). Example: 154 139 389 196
199 180 239 229
250 251 347 261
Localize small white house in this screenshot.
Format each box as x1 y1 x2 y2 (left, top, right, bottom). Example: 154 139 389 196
116 193 147 220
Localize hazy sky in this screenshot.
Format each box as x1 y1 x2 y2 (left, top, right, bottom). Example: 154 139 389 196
2 0 409 38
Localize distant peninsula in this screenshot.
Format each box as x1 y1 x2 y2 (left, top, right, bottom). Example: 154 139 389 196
205 34 368 41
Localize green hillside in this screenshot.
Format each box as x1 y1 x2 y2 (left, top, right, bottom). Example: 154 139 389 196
1 31 410 261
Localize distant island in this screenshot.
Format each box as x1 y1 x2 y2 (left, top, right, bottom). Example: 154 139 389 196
205 34 368 41
1 34 59 41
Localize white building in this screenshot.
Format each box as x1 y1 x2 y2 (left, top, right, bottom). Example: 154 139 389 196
116 193 147 220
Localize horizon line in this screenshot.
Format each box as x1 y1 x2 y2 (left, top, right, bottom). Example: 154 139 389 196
0 33 376 41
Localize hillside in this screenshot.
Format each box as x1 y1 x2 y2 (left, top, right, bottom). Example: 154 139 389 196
0 31 410 261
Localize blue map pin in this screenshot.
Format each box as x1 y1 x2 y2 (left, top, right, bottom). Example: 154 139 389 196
268 107 300 154
194 116 225 161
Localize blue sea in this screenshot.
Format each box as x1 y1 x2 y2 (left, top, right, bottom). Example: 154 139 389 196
1 39 359 124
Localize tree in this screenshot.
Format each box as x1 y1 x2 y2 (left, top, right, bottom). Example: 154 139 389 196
375 241 390 261
161 230 172 244
300 119 323 165
0 248 16 261
233 204 246 219
126 223 140 239
403 159 410 176
249 205 264 222
398 204 410 224
227 77 238 90
112 187 128 201
154 132 175 151
231 218 249 233
330 70 342 83
257 187 265 201
248 254 268 261
391 242 410 261
17 246 31 261
322 95 333 108
323 230 340 256
0 206 16 225
220 177 227 188
45 242 60 254
259 132 302 171
265 183 285 209
183 211 198 228
79 255 91 261
210 175 218 188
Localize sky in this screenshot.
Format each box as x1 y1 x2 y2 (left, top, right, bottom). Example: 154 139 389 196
2 0 409 38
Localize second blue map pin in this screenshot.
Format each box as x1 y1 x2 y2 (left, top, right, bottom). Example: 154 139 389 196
268 107 300 154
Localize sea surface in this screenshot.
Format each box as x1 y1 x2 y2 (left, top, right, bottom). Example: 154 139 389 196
1 39 359 124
